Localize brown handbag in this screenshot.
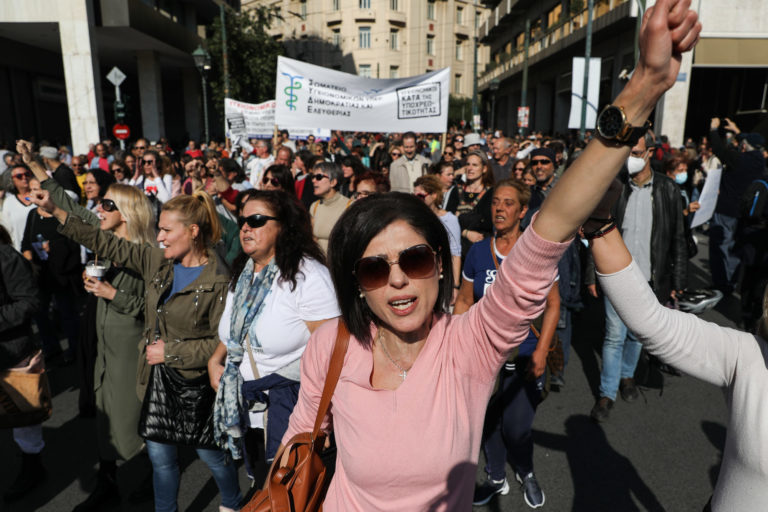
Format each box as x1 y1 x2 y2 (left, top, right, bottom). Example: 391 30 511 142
242 321 350 512
0 351 53 429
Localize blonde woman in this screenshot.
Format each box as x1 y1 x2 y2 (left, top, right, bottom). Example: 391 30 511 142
19 140 157 510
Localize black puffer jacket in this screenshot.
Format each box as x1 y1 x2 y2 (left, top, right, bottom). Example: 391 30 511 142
612 171 687 302
0 244 40 369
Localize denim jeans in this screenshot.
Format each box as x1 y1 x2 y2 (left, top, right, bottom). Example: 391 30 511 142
146 440 241 512
708 212 740 291
599 296 643 401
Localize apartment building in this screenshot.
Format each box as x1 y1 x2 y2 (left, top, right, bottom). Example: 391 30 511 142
243 0 489 100
478 0 768 145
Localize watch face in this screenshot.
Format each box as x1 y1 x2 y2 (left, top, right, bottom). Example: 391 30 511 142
597 106 624 139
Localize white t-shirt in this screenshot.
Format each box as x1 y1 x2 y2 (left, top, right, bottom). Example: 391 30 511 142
218 257 340 426
1 195 36 251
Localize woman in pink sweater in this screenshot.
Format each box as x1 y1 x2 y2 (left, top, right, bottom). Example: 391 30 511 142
282 2 701 509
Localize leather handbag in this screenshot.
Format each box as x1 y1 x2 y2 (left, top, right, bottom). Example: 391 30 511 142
138 319 217 448
0 351 52 429
531 321 564 377
242 321 350 512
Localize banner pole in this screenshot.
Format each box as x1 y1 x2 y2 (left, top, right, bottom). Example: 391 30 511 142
441 132 447 153
273 125 279 155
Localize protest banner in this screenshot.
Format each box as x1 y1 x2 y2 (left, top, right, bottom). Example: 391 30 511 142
275 56 450 133
225 97 330 140
690 166 722 229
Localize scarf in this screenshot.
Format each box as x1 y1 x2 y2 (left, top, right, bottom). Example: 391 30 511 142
213 258 279 459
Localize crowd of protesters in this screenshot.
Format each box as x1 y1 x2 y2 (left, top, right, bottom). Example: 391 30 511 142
0 4 767 510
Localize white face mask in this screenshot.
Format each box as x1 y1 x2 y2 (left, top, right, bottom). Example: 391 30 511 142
626 155 647 175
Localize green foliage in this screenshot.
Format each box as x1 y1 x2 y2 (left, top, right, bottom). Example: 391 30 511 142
207 7 283 119
570 0 585 15
448 95 473 127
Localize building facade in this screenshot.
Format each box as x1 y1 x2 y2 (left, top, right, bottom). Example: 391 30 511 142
0 0 232 153
244 0 488 100
478 0 768 145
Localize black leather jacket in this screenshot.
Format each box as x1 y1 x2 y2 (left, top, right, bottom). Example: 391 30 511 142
0 244 40 369
612 171 687 302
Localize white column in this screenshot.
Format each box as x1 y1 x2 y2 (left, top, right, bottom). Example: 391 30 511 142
137 50 165 142
59 15 103 154
182 67 202 141
655 48 693 147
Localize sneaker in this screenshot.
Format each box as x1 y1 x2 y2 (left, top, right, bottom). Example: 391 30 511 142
472 477 510 506
515 472 545 509
590 397 613 422
619 378 639 402
549 374 565 389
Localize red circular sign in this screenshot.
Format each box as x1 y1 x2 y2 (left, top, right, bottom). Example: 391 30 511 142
113 124 130 140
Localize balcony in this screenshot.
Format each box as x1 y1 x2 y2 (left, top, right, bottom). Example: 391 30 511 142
354 9 376 22
454 23 470 38
388 9 407 26
478 0 632 90
326 10 342 25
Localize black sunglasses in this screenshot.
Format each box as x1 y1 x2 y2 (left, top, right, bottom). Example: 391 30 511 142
312 173 330 181
101 198 119 212
262 176 280 187
237 214 279 230
354 244 438 291
134 145 146 150
414 192 428 200
143 159 155 165
12 172 30 180
531 159 552 166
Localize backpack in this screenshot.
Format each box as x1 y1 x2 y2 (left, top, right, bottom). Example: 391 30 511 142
740 179 768 221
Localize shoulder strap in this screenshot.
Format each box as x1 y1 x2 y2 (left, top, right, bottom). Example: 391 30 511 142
311 321 349 440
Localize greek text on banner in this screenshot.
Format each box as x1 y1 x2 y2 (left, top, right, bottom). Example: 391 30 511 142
225 98 330 140
275 56 450 133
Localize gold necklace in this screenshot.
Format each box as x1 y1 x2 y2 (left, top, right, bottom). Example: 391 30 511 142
377 329 410 381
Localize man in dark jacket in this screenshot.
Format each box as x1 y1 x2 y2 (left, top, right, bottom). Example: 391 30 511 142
0 227 46 502
708 118 766 293
591 131 687 422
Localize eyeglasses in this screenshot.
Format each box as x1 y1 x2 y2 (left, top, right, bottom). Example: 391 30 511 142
531 159 552 166
12 172 30 180
354 244 438 291
454 138 464 143
414 192 428 200
100 198 119 212
515 167 526 172
237 214 279 230
356 190 375 198
443 151 454 156
143 159 155 166
312 173 330 181
262 176 280 187
71 162 84 168
134 145 146 150
391 152 402 157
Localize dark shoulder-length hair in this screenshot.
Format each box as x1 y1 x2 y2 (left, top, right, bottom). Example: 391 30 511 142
229 190 324 292
328 192 453 348
264 164 296 197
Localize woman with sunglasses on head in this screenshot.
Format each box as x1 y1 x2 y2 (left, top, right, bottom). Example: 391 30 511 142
208 189 338 478
279 5 699 509
454 179 559 508
310 161 351 254
129 149 172 204
457 149 496 256
413 174 461 299
17 139 157 510
31 178 242 511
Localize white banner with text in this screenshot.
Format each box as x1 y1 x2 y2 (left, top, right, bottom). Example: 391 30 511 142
275 56 450 133
225 97 330 140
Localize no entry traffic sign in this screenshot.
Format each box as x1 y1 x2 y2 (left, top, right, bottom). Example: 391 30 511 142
113 124 130 140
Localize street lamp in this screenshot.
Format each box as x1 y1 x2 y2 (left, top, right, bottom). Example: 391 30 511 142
192 45 212 144
489 78 500 132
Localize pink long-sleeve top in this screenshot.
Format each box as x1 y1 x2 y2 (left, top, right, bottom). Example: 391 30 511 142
283 224 570 511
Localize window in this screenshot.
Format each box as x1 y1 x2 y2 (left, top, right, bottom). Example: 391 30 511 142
390 0 399 11
547 4 563 27
332 29 341 48
456 6 463 24
455 40 463 60
427 0 436 20
426 35 435 55
390 29 399 50
390 66 399 78
359 0 371 8
332 0 339 11
359 64 372 78
454 74 462 94
300 0 306 19
359 27 371 48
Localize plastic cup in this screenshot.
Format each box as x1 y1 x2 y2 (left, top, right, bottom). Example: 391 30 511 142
85 260 108 281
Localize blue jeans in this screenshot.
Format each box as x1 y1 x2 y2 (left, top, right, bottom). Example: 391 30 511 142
708 212 740 291
599 297 643 401
146 440 241 512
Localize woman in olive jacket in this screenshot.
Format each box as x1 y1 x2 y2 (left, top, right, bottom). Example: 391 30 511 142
34 188 241 512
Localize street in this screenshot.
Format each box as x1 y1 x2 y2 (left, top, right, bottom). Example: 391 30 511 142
1 235 731 511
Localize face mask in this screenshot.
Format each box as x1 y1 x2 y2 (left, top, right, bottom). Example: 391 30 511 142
675 172 688 185
626 155 647 175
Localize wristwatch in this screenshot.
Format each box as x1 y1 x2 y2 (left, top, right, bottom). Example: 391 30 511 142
596 105 652 146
